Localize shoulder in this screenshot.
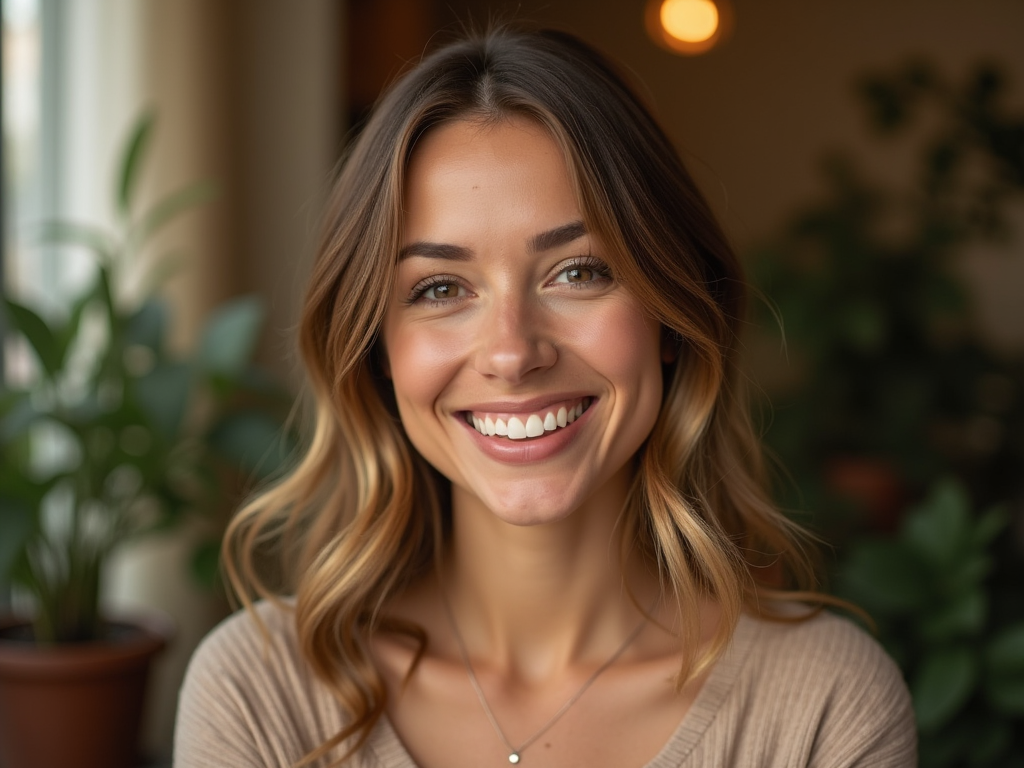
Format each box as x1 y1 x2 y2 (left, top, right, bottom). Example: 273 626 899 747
184 599 301 679
745 608 901 685
730 609 917 766
174 600 350 767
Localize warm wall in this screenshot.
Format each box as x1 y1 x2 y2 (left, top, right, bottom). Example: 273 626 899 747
440 0 1024 349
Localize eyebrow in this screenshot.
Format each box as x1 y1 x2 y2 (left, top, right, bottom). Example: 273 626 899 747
398 220 587 261
528 220 587 253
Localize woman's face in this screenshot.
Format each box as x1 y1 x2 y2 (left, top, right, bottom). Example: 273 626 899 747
382 117 664 526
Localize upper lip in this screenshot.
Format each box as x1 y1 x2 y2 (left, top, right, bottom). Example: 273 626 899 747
456 393 594 414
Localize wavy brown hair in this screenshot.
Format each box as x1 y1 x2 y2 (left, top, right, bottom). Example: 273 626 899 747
225 27 824 767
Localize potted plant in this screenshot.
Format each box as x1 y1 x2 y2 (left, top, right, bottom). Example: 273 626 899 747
0 113 292 768
748 61 1024 765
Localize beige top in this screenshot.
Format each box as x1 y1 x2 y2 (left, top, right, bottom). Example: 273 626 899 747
174 601 916 767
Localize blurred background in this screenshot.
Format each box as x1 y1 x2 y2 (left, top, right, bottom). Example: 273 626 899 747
1 1 1022 766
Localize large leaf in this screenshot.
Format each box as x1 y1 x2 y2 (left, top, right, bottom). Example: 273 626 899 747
986 622 1024 674
134 361 193 440
2 298 61 378
971 504 1008 548
53 282 101 371
839 539 929 613
132 181 218 246
920 589 986 643
913 646 978 731
117 110 156 217
36 220 117 263
207 410 291 479
197 297 265 376
0 496 35 580
0 393 41 443
985 622 1024 713
125 298 169 352
903 479 971 567
189 537 222 590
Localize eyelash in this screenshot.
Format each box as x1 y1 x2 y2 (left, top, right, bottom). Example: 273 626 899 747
406 256 613 306
553 256 613 289
406 274 466 306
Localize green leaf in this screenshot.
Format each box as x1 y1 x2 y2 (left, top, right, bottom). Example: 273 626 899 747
207 410 290 478
913 646 978 731
2 299 61 378
0 394 40 443
125 298 169 352
839 539 929 613
117 110 156 217
972 504 1008 547
197 297 264 376
985 623 1024 715
986 622 1024 674
985 675 1024 715
903 479 971 567
132 181 218 245
189 538 222 590
920 590 986 642
53 285 97 370
134 362 193 440
0 497 36 579
36 220 117 263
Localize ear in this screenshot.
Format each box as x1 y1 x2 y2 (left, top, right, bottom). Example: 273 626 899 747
660 326 681 365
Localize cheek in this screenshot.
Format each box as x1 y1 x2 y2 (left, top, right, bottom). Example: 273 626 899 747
561 300 664 397
383 321 465 416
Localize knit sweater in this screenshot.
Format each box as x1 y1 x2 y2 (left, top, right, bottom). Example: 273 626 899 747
174 601 917 767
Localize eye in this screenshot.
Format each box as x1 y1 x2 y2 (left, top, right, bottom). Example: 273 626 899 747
422 282 463 300
408 275 470 305
551 257 612 287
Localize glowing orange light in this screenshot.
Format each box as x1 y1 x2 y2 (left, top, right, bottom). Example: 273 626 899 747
645 0 731 56
660 0 719 44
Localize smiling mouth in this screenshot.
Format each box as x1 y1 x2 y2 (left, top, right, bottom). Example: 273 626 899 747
463 397 593 440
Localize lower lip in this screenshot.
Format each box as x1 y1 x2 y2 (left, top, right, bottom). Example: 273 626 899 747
459 404 594 464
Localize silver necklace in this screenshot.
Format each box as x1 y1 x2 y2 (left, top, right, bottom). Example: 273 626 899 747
442 594 650 765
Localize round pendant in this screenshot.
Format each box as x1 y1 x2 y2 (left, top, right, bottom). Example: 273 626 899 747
509 754 521 764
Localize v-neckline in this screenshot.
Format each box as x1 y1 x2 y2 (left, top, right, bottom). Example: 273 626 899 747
365 614 759 768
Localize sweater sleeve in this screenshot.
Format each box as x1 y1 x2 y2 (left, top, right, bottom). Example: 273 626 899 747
803 615 918 768
173 602 349 768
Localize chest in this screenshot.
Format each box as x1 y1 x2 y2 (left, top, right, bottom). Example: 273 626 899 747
380 657 703 768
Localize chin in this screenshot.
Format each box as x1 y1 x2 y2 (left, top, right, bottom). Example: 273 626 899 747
463 477 599 528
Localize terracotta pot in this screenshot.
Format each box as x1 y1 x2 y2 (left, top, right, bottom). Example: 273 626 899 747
0 613 171 768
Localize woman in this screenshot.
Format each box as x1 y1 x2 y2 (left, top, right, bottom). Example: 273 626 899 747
175 28 916 768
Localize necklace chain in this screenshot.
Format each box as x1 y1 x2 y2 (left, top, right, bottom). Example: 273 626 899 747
441 593 650 765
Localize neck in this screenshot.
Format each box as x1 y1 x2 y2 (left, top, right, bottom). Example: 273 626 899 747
442 464 659 680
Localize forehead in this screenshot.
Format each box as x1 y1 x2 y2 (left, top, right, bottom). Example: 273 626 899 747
401 117 586 242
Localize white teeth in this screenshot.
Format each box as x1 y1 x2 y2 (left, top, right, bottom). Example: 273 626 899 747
470 399 591 440
507 417 527 439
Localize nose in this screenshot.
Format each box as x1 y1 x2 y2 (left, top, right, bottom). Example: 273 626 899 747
474 297 557 384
